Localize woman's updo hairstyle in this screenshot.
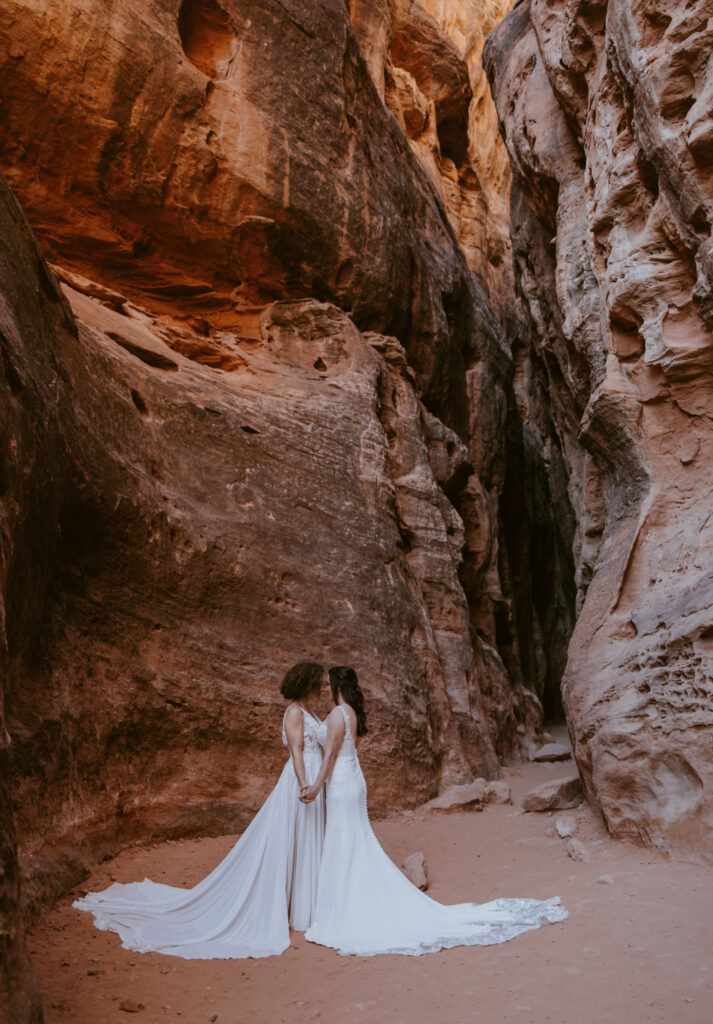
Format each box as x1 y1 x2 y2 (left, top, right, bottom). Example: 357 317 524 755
329 666 368 736
280 661 324 700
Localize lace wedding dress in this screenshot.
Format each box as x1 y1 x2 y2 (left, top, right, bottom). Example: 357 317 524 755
305 706 567 956
73 706 325 958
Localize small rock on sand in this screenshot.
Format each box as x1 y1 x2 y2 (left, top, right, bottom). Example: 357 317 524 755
555 816 577 838
119 999 145 1013
487 780 512 804
565 838 589 862
596 874 614 885
533 743 571 762
522 773 583 812
402 852 428 890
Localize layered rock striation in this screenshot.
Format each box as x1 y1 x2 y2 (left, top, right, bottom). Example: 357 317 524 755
486 0 713 859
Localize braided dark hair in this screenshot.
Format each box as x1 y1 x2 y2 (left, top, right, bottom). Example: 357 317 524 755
329 666 368 736
280 661 324 700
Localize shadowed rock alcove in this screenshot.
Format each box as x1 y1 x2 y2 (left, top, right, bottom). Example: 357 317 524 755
177 0 238 77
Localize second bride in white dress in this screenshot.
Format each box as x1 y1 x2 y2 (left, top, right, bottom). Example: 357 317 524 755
73 661 326 958
302 666 568 957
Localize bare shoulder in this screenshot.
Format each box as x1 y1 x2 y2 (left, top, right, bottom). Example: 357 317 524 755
284 703 303 725
327 707 346 732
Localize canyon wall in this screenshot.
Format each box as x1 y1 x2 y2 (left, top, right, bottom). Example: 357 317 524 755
4 0 713 1017
0 2 574 1015
486 0 713 860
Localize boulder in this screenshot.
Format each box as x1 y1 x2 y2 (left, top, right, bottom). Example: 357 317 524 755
423 780 489 812
533 743 571 763
422 778 512 812
522 774 583 812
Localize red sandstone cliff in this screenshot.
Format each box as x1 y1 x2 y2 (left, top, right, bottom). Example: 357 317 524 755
0 2 556 1017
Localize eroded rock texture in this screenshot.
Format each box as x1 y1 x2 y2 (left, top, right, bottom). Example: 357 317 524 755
1 175 504 1018
486 0 713 860
0 176 53 1024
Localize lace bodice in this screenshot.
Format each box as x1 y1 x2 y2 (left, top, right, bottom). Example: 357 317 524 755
282 704 322 757
316 705 358 764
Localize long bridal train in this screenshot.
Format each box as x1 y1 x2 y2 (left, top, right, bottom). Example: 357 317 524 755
305 703 567 957
73 706 325 959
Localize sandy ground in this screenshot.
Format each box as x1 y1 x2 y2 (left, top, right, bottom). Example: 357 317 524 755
30 747 713 1024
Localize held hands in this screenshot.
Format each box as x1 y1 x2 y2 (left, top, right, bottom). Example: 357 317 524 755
300 784 318 803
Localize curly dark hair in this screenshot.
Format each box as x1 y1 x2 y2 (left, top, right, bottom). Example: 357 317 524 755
280 661 324 700
329 666 368 735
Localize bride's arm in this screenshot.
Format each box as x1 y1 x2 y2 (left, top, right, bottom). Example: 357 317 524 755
284 705 308 789
300 711 345 802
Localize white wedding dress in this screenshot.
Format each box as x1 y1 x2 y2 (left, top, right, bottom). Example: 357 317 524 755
73 705 325 958
305 706 567 956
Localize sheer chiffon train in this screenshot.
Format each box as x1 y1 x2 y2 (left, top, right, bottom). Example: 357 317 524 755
73 707 324 959
305 706 568 956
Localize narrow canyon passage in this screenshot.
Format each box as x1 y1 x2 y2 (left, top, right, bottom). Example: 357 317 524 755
1 0 712 1020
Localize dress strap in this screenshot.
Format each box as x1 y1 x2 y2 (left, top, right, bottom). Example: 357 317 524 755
338 704 352 739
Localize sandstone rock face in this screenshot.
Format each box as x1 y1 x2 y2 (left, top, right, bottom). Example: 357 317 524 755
0 0 561 743
486 0 713 860
0 1 575 737
0 171 55 1024
384 0 519 318
0 0 496 439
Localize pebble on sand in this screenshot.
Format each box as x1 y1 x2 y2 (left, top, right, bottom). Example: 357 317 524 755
565 838 589 862
402 851 429 890
119 998 145 1013
555 816 577 838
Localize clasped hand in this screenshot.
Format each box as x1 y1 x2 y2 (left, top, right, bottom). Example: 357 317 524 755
300 784 318 803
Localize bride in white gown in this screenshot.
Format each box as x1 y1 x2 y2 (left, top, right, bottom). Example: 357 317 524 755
301 667 568 957
73 661 326 958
